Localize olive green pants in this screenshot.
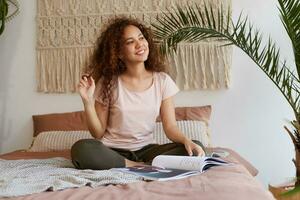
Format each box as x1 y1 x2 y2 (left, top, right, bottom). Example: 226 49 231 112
71 139 205 170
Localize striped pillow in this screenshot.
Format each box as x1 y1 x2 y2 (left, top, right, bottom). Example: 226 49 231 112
28 121 210 152
153 120 211 147
28 131 93 152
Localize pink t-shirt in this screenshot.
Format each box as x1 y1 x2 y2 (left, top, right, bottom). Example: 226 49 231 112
94 72 179 151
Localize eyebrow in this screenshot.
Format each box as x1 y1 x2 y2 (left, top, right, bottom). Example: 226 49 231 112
124 33 143 42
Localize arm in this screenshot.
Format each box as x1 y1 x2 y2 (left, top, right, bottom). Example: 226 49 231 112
83 101 108 139
160 97 186 143
160 97 205 156
78 76 108 139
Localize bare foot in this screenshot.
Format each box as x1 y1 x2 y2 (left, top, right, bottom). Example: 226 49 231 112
125 159 147 167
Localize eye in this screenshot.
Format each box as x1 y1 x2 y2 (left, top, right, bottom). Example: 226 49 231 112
139 36 145 40
125 40 134 45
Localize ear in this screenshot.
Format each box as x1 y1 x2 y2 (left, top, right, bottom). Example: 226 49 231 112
118 53 124 60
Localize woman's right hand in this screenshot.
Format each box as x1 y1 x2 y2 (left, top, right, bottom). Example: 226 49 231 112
78 75 96 105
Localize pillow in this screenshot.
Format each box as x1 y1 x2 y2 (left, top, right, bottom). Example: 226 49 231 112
154 120 211 147
30 106 212 151
156 105 211 125
32 111 88 137
28 131 93 152
32 106 212 136
28 121 210 152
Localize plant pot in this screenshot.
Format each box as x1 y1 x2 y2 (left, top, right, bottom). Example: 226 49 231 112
269 177 300 200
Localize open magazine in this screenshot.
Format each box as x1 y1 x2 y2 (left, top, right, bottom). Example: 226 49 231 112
112 155 229 181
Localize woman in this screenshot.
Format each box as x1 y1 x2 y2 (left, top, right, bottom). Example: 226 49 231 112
71 17 205 170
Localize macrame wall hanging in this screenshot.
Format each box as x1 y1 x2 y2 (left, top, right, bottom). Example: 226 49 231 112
36 0 232 92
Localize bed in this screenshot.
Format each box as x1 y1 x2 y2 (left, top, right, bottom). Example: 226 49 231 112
0 106 275 200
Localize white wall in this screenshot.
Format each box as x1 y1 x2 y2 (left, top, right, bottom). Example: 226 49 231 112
0 0 295 186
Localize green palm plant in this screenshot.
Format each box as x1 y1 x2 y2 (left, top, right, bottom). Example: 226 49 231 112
0 0 19 35
152 0 300 187
0 0 8 35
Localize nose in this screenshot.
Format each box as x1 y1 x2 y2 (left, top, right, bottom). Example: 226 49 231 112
135 40 142 48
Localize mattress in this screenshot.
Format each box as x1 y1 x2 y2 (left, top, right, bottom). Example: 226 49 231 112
0 148 275 200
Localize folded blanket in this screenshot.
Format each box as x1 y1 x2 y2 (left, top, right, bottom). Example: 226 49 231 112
0 158 142 197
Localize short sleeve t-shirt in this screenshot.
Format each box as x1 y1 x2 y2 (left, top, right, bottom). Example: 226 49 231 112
94 72 179 151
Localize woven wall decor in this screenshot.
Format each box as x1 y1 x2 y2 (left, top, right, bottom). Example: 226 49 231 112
36 0 232 92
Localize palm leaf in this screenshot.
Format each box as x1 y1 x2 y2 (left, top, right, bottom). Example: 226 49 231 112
0 0 19 35
0 0 8 35
152 1 300 140
278 0 300 78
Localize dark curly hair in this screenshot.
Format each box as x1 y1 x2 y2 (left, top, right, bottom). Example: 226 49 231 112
85 17 167 105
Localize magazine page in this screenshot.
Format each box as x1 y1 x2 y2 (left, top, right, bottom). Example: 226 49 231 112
152 155 229 172
152 155 207 171
112 165 199 181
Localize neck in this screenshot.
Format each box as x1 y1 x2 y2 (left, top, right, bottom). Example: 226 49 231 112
124 62 148 79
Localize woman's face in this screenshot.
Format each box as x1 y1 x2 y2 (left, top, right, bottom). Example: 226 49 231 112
119 25 149 64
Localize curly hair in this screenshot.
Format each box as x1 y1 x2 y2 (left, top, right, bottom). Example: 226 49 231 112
85 17 167 105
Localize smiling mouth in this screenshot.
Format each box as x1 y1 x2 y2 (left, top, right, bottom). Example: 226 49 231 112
136 49 146 55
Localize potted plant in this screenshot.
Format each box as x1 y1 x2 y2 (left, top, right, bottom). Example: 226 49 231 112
0 0 19 35
152 0 299 197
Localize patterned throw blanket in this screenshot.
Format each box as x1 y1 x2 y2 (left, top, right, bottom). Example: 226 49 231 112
0 158 142 197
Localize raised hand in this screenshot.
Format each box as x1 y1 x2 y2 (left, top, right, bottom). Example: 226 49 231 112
78 75 96 104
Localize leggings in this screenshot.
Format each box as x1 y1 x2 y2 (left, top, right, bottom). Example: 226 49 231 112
71 139 206 170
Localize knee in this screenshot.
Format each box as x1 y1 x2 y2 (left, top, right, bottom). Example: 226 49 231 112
72 139 100 150
71 139 103 168
71 139 102 155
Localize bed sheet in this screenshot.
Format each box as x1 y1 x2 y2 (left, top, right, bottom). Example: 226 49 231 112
0 147 275 200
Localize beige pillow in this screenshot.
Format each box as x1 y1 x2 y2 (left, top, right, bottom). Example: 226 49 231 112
154 120 211 147
28 131 93 152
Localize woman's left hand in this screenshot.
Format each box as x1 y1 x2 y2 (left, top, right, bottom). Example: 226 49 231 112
183 139 205 157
